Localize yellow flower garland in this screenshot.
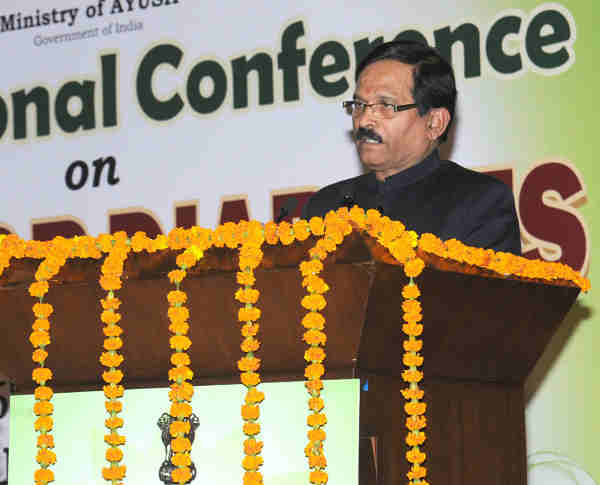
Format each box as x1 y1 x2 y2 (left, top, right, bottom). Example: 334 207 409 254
300 210 352 485
235 220 266 485
99 233 130 484
166 245 204 485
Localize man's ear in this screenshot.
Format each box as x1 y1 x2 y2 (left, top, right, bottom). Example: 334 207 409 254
427 108 450 141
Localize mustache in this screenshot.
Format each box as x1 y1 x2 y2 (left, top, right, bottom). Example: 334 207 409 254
354 127 383 143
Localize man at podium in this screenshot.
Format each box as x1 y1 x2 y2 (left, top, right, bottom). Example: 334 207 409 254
303 41 521 255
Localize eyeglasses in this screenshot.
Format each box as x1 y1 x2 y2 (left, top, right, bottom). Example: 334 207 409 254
342 100 417 119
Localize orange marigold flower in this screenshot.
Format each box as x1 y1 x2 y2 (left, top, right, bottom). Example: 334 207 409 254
34 468 54 483
33 401 53 416
404 311 423 324
301 294 326 311
405 401 427 416
241 337 260 353
239 245 263 270
406 431 426 447
302 275 330 294
170 402 193 418
303 330 327 346
33 303 53 318
103 369 124 384
168 306 190 324
308 454 328 469
264 221 279 245
32 349 48 364
304 348 326 363
105 400 123 413
167 290 187 305
101 465 126 480
244 438 264 455
305 379 323 393
242 455 264 471
403 338 423 352
32 318 50 331
105 416 124 429
305 363 325 380
170 420 191 437
307 413 327 427
407 463 428 480
169 321 190 335
245 388 265 404
101 297 122 310
293 220 311 241
104 337 123 351
171 452 192 467
168 366 194 382
100 352 124 368
170 335 192 351
241 404 260 421
171 436 192 452
243 470 263 485
402 300 422 314
37 433 55 448
235 288 260 304
406 448 426 465
104 433 126 446
241 372 261 387
243 422 261 436
29 330 50 348
402 369 424 383
406 415 427 431
308 397 325 412
241 323 260 337
404 258 425 277
36 447 57 466
308 428 326 442
299 259 324 277
168 269 187 284
34 386 53 400
130 231 149 252
402 283 421 299
238 357 261 372
309 469 328 484
401 387 425 400
238 307 261 323
308 217 325 236
402 322 423 336
236 271 256 286
403 352 424 367
169 382 194 402
101 310 122 324
103 384 124 399
301 312 325 330
176 251 197 269
99 275 122 291
32 367 53 384
171 352 191 367
29 281 49 298
106 447 124 462
171 467 192 485
102 325 123 337
278 221 295 246
34 416 53 432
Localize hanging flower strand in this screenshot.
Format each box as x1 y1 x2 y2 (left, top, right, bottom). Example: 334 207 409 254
235 220 266 485
166 244 204 485
300 209 352 485
29 248 68 485
99 233 130 485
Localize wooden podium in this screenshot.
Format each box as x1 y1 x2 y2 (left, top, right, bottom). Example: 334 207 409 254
0 231 579 485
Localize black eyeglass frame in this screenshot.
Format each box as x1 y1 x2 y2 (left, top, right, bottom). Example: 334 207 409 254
342 100 418 117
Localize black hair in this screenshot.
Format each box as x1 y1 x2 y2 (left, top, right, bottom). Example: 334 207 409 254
356 40 457 142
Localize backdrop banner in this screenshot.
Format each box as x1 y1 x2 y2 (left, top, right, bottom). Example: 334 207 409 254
0 1 596 483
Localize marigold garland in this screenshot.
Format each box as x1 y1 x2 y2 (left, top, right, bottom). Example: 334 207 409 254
99 234 130 485
299 210 352 485
235 221 266 485
29 246 68 485
167 241 207 485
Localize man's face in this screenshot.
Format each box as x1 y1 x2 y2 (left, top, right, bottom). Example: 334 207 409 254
353 60 435 180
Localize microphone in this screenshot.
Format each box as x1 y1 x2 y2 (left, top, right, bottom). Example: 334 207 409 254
340 193 355 209
276 197 299 223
